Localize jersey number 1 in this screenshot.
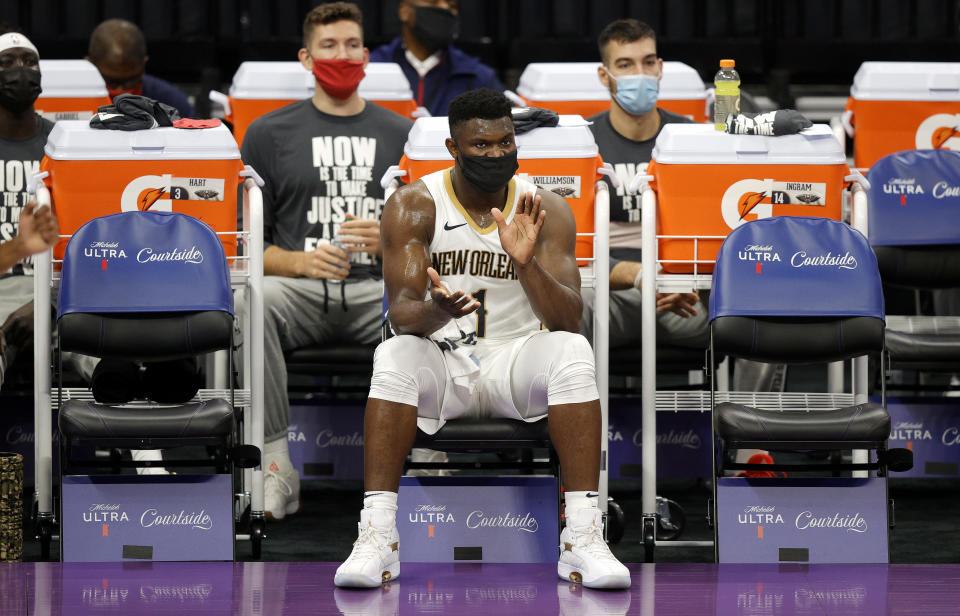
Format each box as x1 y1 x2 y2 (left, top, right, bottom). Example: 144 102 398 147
472 289 488 338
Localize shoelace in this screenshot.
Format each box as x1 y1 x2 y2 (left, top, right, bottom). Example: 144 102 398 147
351 523 390 560
570 520 617 561
264 469 293 497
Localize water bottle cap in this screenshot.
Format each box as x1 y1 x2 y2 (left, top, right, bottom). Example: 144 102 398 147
719 59 735 68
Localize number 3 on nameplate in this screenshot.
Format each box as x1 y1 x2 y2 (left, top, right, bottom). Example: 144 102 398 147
473 289 487 338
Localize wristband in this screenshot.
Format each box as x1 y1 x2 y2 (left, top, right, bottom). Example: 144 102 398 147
633 269 643 289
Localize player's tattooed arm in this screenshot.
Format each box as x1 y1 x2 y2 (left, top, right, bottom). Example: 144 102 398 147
382 181 479 337
493 189 583 333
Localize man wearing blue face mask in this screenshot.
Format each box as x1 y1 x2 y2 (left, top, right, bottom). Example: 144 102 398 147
580 19 707 350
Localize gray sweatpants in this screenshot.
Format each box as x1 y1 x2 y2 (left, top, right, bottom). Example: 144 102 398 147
0 276 35 389
235 276 384 441
580 286 709 350
580 286 780 391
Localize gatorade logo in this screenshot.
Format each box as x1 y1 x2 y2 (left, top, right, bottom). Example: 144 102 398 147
120 175 226 213
720 179 774 229
720 178 827 229
916 114 960 150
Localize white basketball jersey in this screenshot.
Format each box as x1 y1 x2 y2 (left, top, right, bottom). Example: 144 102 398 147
422 168 541 343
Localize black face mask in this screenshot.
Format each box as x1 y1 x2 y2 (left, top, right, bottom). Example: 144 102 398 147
412 6 459 51
0 66 42 114
457 149 519 194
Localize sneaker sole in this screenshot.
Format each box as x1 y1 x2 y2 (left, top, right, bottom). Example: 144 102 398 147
557 563 631 589
334 562 400 588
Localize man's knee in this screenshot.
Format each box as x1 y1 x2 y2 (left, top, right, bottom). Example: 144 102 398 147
542 332 598 405
370 335 439 409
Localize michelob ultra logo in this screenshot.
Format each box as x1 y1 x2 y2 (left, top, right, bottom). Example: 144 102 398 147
121 174 226 213
916 113 960 150
720 179 826 229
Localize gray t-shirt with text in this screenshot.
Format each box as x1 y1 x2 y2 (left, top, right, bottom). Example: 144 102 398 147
0 114 54 277
241 99 412 279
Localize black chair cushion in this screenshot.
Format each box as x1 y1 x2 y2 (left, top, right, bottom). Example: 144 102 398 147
285 344 376 376
415 418 550 448
59 311 232 361
885 316 960 364
59 398 235 442
874 245 960 289
715 401 890 443
711 316 884 364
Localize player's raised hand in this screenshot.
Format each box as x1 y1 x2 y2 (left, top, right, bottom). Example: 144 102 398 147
491 191 545 267
427 267 480 318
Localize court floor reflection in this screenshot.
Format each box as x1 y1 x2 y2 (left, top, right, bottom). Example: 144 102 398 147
4 560 960 615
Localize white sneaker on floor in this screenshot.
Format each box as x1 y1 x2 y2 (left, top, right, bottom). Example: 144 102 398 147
264 462 300 520
334 508 400 588
558 508 631 589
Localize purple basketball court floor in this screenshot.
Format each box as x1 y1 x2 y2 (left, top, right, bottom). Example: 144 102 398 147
1 561 958 615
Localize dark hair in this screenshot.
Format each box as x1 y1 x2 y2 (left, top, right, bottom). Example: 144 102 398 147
88 19 147 63
303 2 363 48
448 88 513 139
597 18 656 63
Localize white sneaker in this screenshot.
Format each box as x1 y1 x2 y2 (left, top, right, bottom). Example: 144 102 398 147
264 462 300 520
405 448 451 477
334 508 400 588
132 449 170 475
558 508 631 589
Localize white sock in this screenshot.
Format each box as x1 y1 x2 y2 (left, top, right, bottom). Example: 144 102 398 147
363 490 398 511
362 491 398 528
565 490 599 516
264 436 292 473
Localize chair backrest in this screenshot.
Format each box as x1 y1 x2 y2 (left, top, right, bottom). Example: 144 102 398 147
867 149 960 288
709 216 885 363
58 211 233 361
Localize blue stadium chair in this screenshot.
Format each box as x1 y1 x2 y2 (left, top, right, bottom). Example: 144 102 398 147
861 149 960 377
708 216 912 563
54 211 260 561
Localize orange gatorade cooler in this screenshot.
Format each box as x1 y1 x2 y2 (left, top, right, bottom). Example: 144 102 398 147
845 61 960 169
215 61 418 146
396 115 603 262
648 123 849 273
514 61 708 122
35 60 111 122
39 121 245 259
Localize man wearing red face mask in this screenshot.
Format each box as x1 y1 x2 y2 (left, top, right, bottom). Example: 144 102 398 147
87 19 194 119
238 2 412 521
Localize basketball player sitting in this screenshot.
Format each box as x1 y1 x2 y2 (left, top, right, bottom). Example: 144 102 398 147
335 88 630 590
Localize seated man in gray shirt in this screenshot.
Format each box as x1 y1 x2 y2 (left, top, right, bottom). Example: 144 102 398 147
580 19 707 350
239 2 412 520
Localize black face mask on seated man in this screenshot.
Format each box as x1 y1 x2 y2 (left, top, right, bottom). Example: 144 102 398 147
457 149 519 194
413 5 459 51
0 66 41 114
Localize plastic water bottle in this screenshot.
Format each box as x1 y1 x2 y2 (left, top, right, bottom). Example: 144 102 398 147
714 59 740 131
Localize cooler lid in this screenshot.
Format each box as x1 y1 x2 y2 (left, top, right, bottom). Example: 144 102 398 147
44 121 241 161
651 123 845 165
403 115 598 161
37 60 108 98
851 62 960 101
516 61 706 102
229 61 413 101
